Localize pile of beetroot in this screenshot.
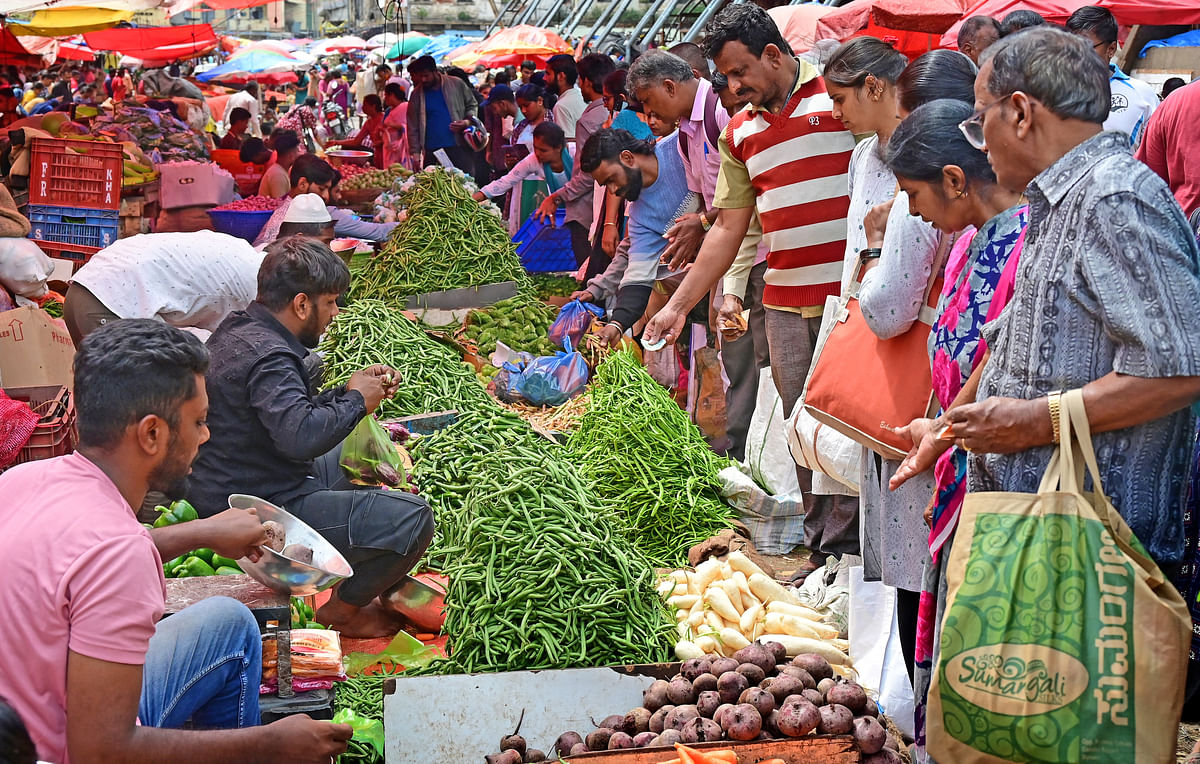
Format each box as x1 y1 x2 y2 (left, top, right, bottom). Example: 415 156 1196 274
484 641 903 763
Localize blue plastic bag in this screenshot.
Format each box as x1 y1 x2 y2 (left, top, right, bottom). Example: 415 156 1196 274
548 299 604 349
514 339 590 407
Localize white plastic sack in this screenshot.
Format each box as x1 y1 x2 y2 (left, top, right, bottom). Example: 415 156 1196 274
786 401 862 492
0 238 53 299
744 367 801 497
848 565 916 739
717 465 804 555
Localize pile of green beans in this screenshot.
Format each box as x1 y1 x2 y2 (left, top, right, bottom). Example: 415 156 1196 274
409 410 676 674
351 168 534 301
318 299 496 419
334 675 389 764
566 351 737 567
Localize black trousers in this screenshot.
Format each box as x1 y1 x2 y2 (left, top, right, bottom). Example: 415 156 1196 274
423 145 474 175
280 446 435 608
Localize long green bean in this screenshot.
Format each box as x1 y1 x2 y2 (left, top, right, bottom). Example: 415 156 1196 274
566 351 736 567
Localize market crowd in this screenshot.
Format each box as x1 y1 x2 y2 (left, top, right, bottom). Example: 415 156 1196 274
3 2 1200 763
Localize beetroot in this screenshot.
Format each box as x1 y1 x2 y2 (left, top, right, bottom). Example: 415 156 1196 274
485 752 522 764
793 653 834 682
624 707 651 735
710 657 740 675
732 644 775 675
852 716 886 754
817 678 837 699
761 640 788 664
680 658 708 682
553 732 582 757
779 665 817 689
649 705 674 734
739 686 776 717
680 716 724 743
766 673 806 704
569 743 588 756
654 729 683 747
692 672 719 694
664 705 699 731
212 195 285 212
712 703 734 728
607 732 635 750
696 690 722 718
737 663 766 685
826 682 868 714
523 750 545 763
643 679 671 711
863 751 903 764
499 734 526 756
717 671 749 704
667 678 696 705
585 728 614 751
721 703 763 741
632 732 657 747
599 715 624 732
776 698 820 737
817 704 854 735
801 689 825 706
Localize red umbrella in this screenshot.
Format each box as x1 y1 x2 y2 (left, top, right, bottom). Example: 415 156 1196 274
1097 0 1200 26
815 0 940 59
84 24 218 62
768 4 838 53
940 0 1091 47
872 0 972 34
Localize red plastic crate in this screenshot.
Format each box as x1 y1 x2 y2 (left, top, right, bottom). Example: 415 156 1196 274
5 385 77 467
29 137 124 210
31 239 100 271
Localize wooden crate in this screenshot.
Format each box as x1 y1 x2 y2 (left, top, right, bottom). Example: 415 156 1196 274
565 737 860 764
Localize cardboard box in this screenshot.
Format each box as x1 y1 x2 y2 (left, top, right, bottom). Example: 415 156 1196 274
158 162 237 210
0 305 75 389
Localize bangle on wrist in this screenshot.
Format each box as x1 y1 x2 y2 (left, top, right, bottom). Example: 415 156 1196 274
859 247 882 261
699 211 713 232
604 222 618 228
1048 391 1063 444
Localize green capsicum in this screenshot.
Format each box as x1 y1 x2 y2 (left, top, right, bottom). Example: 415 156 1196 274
215 566 242 575
152 499 199 528
211 554 241 571
191 548 216 566
163 555 188 578
177 557 216 577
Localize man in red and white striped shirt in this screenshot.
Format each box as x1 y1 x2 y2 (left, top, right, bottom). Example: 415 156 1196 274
645 3 860 568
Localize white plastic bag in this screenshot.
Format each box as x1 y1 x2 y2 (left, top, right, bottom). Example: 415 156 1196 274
848 564 916 739
744 368 801 497
786 401 862 492
0 238 53 299
717 465 804 555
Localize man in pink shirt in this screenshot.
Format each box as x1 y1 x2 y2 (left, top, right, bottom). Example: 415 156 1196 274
0 319 351 764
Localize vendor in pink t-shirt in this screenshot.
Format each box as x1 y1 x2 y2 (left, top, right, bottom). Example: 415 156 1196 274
0 320 352 764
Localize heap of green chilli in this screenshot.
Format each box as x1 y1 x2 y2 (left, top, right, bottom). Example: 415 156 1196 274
411 410 676 674
460 296 558 358
318 299 494 419
352 167 532 301
567 351 737 567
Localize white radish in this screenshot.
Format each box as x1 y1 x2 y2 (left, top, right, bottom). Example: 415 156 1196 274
765 612 836 641
726 550 768 580
719 561 733 580
766 601 826 620
675 640 705 660
687 571 701 595
687 599 705 627
758 634 851 665
693 558 723 593
704 585 741 623
720 627 751 651
670 570 688 584
748 572 800 606
732 571 753 601
720 580 745 613
706 609 726 634
668 594 700 611
676 621 692 638
673 582 689 597
694 635 719 654
751 618 765 641
656 578 676 598
739 603 764 635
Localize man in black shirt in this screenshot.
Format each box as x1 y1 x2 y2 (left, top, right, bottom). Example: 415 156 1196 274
188 237 434 638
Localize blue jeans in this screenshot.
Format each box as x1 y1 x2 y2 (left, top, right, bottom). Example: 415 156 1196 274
139 596 263 729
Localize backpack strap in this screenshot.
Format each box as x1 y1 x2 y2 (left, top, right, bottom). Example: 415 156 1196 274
702 84 721 150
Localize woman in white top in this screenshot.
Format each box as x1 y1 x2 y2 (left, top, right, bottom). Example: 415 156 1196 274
472 122 574 211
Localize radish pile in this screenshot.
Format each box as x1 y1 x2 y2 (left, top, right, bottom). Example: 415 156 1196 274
660 552 852 668
483 641 902 763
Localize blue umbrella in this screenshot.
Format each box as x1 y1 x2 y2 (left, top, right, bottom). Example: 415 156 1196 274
413 33 472 62
197 50 303 82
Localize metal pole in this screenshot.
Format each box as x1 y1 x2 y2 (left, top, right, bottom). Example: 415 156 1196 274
560 0 594 39
639 0 684 49
579 0 619 54
595 0 636 54
516 0 542 25
485 0 518 36
537 0 570 29
624 0 672 57
684 0 726 42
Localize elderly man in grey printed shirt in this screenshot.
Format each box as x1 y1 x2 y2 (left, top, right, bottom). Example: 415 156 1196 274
892 27 1200 568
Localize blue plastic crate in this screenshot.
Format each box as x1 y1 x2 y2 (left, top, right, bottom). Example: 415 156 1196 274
513 208 576 273
27 204 118 250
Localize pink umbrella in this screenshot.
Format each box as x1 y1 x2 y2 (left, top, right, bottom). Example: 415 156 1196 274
768 4 837 53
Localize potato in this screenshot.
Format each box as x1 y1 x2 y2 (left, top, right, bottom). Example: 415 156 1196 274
710 657 740 676
632 732 657 747
717 670 749 704
608 732 635 750
801 689 825 707
778 665 817 689
667 677 696 705
793 653 834 682
817 704 854 735
624 707 651 735
863 750 903 764
827 682 868 714
642 680 671 712
553 732 583 757
761 640 788 664
739 687 776 717
650 705 675 733
664 705 699 731
692 672 719 694
721 703 763 741
776 698 820 737
853 716 886 755
737 663 766 686
585 728 614 751
680 657 708 682
696 690 722 718
765 673 806 704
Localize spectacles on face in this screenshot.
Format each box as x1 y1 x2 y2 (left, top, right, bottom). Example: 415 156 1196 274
959 92 1014 149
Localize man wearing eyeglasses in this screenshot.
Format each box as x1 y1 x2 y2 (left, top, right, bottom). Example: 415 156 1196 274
893 27 1200 579
1065 5 1159 148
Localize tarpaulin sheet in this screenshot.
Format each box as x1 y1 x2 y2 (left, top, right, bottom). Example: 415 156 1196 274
815 0 941 59
940 0 1091 47
1100 0 1200 27
767 4 836 53
8 6 131 36
0 23 40 66
1141 28 1200 58
84 23 216 61
871 0 971 34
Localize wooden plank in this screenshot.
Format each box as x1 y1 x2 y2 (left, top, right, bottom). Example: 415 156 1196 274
562 736 860 764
